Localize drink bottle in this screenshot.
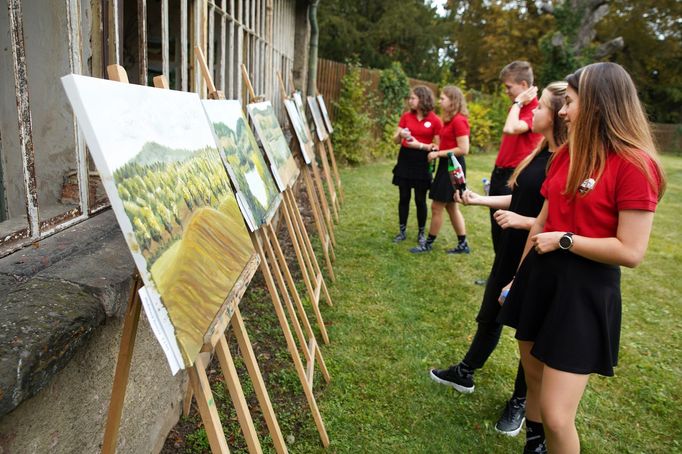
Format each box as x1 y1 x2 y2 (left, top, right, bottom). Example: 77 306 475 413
482 177 490 195
429 154 436 173
447 152 466 195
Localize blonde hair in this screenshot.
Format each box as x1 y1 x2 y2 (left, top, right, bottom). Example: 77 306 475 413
500 61 534 86
565 63 666 198
440 85 469 122
508 81 568 188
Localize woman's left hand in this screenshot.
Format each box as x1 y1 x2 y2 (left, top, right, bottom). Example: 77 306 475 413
530 231 564 254
494 210 525 230
427 151 439 161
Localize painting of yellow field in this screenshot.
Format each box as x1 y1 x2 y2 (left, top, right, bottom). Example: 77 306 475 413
246 101 300 191
202 99 281 231
61 74 254 373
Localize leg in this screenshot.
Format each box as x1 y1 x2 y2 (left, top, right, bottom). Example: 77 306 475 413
414 186 428 231
445 201 466 236
462 321 503 369
394 183 411 242
519 340 543 423
429 201 446 236
540 366 589 454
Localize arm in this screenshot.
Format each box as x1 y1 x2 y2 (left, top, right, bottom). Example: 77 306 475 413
429 135 469 161
531 210 654 268
459 190 512 209
502 86 537 135
493 210 536 231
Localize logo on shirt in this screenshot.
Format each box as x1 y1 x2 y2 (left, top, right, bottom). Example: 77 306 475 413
424 121 432 128
579 178 596 194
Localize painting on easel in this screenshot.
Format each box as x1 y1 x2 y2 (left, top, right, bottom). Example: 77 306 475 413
247 101 300 191
203 100 281 230
61 75 254 373
307 96 329 142
283 98 313 164
316 95 334 134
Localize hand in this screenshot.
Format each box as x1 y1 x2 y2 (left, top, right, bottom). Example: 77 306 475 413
430 144 439 152
499 280 513 305
460 190 482 206
515 86 538 106
427 151 438 161
494 210 526 230
399 128 412 140
530 231 564 254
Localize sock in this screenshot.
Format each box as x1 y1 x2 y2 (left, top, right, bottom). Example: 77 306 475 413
426 234 437 245
458 235 467 244
399 224 406 233
418 227 425 235
525 420 546 451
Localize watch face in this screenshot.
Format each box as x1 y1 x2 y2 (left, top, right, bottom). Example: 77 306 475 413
560 234 572 249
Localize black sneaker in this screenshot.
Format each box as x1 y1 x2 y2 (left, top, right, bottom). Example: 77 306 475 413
410 242 433 253
393 231 407 243
446 241 470 254
495 396 526 437
428 364 475 393
523 439 547 454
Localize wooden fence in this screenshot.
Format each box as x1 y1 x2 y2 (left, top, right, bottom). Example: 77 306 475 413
316 58 439 121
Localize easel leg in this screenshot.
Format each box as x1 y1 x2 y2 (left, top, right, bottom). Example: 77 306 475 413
102 275 143 454
310 158 337 241
215 334 262 454
302 165 337 268
188 355 231 453
324 139 344 203
232 307 288 454
251 232 330 447
316 141 340 223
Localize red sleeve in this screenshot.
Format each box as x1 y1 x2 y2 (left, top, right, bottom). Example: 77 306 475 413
540 146 566 198
615 156 660 212
431 113 442 135
398 113 408 128
519 104 534 130
453 115 470 137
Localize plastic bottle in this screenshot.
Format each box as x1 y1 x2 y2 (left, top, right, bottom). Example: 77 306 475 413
482 177 491 195
447 152 466 195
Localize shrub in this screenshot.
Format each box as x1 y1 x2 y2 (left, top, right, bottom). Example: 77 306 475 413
332 63 374 164
374 62 411 159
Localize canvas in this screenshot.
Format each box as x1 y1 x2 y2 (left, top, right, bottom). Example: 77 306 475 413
283 98 313 164
246 101 300 191
316 95 334 134
307 96 329 142
203 99 281 231
61 74 254 373
293 91 314 143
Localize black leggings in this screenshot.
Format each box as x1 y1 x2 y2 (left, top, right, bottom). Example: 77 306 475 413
462 321 527 398
398 182 428 229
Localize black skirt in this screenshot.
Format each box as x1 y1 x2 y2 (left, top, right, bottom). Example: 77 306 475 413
429 156 466 202
498 249 622 376
392 146 432 187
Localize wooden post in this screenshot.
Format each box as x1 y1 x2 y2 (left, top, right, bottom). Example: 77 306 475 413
316 140 340 222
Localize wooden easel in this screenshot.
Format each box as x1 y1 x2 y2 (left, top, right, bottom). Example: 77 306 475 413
102 65 287 454
307 96 341 221
192 52 331 446
315 91 345 204
277 72 336 285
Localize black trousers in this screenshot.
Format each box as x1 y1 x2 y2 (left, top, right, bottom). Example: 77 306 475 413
398 182 428 229
489 167 515 255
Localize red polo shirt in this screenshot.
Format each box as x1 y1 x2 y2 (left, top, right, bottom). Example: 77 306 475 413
541 146 661 238
398 111 442 147
495 98 543 168
439 113 470 150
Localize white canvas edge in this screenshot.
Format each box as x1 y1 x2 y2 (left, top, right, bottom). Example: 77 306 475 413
306 96 329 142
316 95 334 134
61 74 185 372
138 286 183 375
283 99 312 164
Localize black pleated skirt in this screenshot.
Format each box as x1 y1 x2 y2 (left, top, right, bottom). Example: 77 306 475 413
498 249 622 376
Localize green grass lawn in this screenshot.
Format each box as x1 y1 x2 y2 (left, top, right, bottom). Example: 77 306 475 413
169 152 681 454
285 152 681 453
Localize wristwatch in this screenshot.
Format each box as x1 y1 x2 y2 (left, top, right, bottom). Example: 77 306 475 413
513 100 523 108
559 232 574 250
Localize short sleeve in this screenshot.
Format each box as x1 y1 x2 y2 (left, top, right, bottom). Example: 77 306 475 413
519 103 535 130
453 115 470 137
615 156 660 212
398 113 408 128
540 146 567 199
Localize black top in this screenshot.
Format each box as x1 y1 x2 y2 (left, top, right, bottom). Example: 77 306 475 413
478 147 551 320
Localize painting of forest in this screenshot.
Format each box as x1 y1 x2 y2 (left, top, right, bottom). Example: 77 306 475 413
316 95 334 134
283 98 313 164
247 101 300 191
61 74 253 371
307 96 329 142
202 100 281 230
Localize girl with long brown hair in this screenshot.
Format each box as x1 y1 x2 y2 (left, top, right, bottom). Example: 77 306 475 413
430 82 567 440
499 62 666 453
392 86 442 245
410 85 470 253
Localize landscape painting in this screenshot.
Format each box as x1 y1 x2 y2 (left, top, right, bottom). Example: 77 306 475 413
307 96 329 142
283 98 313 164
247 101 300 191
202 99 281 230
61 74 254 373
316 95 334 134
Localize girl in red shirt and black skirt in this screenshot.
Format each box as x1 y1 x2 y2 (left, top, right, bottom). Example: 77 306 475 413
499 63 666 453
392 86 442 246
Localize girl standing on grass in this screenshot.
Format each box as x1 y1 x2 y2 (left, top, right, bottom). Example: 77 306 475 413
499 62 666 454
392 86 441 246
410 85 470 254
429 82 568 440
